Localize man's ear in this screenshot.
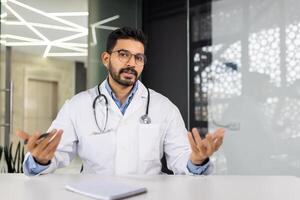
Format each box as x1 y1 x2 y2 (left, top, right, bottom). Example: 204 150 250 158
101 52 110 69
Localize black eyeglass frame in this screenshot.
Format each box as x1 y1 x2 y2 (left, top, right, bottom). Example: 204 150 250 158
109 49 147 66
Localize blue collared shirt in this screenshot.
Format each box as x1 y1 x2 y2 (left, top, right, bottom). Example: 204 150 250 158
25 154 49 175
105 80 138 115
25 80 209 175
187 159 210 175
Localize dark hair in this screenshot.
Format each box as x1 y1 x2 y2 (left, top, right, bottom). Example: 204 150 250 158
106 27 147 52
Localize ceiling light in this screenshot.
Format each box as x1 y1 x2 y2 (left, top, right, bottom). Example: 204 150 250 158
1 34 42 42
2 0 88 58
1 0 119 59
4 21 84 32
10 0 87 31
5 4 49 42
48 12 89 17
90 15 120 46
47 52 87 57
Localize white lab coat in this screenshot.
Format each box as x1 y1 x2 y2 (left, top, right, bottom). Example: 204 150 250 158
24 80 212 175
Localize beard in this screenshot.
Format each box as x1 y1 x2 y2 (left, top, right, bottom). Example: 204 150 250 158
108 62 139 87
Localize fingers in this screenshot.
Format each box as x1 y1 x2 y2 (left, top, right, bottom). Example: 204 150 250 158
33 130 61 153
43 132 63 160
190 128 209 153
15 128 63 165
213 135 224 151
212 128 225 151
214 128 225 138
26 131 41 151
16 130 30 141
191 128 213 155
189 127 226 159
214 137 223 151
191 128 203 145
31 129 63 164
34 133 55 153
35 129 56 144
44 130 63 152
203 134 213 155
187 132 199 153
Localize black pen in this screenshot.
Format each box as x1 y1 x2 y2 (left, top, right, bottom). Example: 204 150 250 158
24 132 54 145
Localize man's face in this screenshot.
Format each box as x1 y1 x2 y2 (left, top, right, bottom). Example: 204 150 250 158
102 39 145 87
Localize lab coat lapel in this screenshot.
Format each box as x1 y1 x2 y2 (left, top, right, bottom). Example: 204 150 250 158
123 81 147 119
99 81 123 117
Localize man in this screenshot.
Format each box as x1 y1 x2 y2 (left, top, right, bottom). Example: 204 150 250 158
17 27 224 176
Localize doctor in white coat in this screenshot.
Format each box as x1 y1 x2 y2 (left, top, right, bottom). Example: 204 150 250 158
17 27 224 176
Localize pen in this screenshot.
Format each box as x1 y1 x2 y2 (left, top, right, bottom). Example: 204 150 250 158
24 132 57 145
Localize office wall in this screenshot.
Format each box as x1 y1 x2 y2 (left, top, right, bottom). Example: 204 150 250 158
75 61 86 94
142 0 188 126
0 50 75 146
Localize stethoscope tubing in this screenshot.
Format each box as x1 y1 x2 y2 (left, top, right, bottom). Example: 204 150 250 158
93 83 151 134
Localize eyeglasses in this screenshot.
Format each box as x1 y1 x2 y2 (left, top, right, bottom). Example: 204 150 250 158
109 49 147 66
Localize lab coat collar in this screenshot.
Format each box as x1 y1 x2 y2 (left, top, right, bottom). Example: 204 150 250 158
98 80 148 118
123 80 148 119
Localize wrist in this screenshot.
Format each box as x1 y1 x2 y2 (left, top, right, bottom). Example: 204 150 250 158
33 156 51 166
190 154 208 166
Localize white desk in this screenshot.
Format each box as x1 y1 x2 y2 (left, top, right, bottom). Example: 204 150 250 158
0 174 300 200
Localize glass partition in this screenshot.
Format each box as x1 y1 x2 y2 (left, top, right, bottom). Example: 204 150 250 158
190 0 300 176
193 0 300 175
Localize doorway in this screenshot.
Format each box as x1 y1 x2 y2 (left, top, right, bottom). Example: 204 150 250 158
24 79 58 134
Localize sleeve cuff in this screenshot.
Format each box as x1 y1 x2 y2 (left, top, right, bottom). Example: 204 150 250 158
187 158 210 175
25 154 50 175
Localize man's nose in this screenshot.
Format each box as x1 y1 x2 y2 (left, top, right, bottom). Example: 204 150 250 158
126 55 136 67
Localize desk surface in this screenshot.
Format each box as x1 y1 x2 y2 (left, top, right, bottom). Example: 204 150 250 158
0 174 300 200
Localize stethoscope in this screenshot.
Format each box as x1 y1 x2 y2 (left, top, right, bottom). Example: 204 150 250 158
92 83 151 134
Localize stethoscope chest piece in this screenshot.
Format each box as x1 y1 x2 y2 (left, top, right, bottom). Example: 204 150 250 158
140 114 151 124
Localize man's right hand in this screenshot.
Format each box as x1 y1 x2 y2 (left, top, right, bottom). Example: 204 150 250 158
16 129 63 165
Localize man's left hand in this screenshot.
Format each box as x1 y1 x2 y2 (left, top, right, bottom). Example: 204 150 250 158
187 128 225 165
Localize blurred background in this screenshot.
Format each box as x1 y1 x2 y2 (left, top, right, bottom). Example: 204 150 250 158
0 0 299 176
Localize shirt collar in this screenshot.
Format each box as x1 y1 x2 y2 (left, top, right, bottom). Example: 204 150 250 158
104 78 139 113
